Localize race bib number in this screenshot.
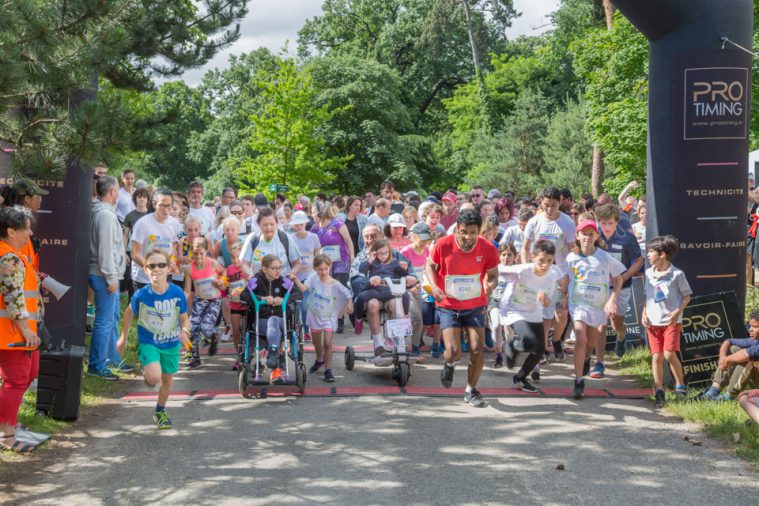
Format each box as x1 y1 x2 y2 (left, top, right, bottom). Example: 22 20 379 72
571 282 608 308
146 235 172 254
322 245 341 262
138 302 179 339
308 290 336 318
512 283 539 306
444 274 482 301
538 232 563 249
194 276 220 300
228 279 246 303
300 253 314 271
386 317 412 341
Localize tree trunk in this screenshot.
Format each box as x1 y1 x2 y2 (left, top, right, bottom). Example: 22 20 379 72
591 145 604 197
460 0 485 96
602 0 615 29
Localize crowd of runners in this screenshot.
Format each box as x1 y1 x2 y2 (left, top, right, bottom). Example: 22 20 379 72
4 167 758 438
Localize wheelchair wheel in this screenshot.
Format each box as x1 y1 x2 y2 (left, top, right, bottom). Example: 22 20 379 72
345 346 355 371
238 369 252 398
395 362 410 387
296 363 307 394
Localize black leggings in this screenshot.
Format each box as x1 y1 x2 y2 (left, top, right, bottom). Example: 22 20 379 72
511 320 546 377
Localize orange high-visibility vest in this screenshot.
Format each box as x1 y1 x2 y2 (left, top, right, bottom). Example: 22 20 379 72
0 240 39 351
20 239 39 272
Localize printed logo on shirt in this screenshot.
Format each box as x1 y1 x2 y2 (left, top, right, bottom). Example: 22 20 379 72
475 256 483 262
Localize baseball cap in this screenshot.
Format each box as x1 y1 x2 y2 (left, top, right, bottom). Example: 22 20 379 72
388 213 406 227
576 219 598 233
409 222 432 240
253 192 269 209
13 178 49 196
290 210 309 225
404 191 419 198
487 189 502 200
442 191 457 203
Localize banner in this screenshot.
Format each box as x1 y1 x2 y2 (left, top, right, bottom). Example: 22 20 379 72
0 153 92 348
613 0 753 321
678 291 744 386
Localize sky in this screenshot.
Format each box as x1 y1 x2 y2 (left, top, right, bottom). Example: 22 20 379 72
177 0 562 86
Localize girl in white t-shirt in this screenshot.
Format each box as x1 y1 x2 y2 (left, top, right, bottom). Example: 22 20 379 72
566 217 624 399
291 255 353 383
490 242 516 369
499 240 565 392
289 211 321 341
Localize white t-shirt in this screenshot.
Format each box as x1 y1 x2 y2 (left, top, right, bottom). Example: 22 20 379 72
632 222 646 253
241 232 302 276
523 212 576 275
304 274 352 331
500 224 524 253
130 214 181 284
644 265 692 325
291 232 322 281
189 206 215 236
499 264 563 324
566 248 625 310
116 187 135 222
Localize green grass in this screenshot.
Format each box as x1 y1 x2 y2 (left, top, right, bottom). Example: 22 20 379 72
608 342 759 467
3 294 140 459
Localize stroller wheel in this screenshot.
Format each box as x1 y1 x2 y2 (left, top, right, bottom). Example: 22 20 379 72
296 363 307 394
238 370 252 398
396 362 410 387
345 346 355 371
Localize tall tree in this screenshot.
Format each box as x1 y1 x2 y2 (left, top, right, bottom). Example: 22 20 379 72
0 0 248 176
236 59 349 196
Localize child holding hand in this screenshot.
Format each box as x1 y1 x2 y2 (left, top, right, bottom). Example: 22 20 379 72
291 255 353 382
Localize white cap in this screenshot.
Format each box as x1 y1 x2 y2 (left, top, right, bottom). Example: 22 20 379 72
388 213 406 227
290 210 310 225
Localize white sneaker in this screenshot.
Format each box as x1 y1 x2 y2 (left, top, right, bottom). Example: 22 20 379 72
220 326 232 342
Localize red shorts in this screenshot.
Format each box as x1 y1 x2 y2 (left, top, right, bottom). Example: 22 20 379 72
647 324 682 354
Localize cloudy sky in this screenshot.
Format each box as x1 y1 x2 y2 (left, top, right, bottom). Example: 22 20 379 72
177 0 561 85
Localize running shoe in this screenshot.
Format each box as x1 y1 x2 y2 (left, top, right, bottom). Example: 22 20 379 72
614 338 626 358
440 361 455 388
266 346 280 369
513 374 539 393
185 359 201 370
589 362 605 379
221 326 232 342
494 355 504 369
354 319 363 335
431 343 441 358
674 386 688 400
696 387 722 401
303 331 312 342
87 368 119 381
108 361 135 374
573 378 585 399
270 368 284 384
153 410 173 430
208 336 219 357
464 388 485 407
324 369 335 383
309 360 324 374
553 340 565 361
531 367 540 381
232 360 240 371
655 389 666 407
582 357 592 377
540 352 551 365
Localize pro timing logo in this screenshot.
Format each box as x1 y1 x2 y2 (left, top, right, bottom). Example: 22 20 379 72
684 66 749 140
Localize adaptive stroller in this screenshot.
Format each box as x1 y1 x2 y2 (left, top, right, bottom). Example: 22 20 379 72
344 277 421 387
237 276 306 397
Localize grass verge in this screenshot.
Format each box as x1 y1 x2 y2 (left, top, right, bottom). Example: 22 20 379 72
608 345 759 466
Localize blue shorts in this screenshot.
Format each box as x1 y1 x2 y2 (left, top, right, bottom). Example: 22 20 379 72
438 306 486 330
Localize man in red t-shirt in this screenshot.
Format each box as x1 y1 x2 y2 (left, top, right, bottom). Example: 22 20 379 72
425 208 498 407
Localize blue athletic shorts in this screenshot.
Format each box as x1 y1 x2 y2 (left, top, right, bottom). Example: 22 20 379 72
437 306 486 330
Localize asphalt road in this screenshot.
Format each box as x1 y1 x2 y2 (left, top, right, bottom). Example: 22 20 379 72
1 336 757 505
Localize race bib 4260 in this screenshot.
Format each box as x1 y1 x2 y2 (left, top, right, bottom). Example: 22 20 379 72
444 274 482 301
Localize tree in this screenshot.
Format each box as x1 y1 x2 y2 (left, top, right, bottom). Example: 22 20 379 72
236 58 349 197
465 88 550 194
0 0 248 177
542 98 592 194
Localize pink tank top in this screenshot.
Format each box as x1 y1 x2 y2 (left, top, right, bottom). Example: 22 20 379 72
191 258 220 299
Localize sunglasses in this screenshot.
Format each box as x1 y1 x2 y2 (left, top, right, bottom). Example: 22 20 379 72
231 211 243 216
146 262 168 269
472 193 483 198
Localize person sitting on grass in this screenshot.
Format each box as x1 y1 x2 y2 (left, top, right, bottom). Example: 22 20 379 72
700 309 759 401
117 249 191 430
738 389 759 425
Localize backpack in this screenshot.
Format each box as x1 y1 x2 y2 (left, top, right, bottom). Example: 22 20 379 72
247 229 293 268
